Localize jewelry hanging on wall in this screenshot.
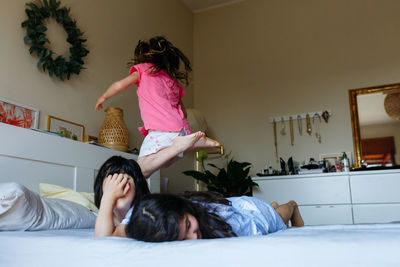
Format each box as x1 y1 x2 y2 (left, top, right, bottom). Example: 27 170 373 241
280 117 286 136
322 110 330 123
273 119 279 163
306 114 312 135
313 113 322 143
297 115 302 135
289 116 294 146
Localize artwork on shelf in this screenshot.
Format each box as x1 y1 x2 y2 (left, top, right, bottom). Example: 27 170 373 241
0 97 39 129
47 115 84 141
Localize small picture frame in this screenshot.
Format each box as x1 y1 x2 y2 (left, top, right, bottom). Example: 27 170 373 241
84 135 98 142
320 152 352 167
47 115 85 141
0 97 39 129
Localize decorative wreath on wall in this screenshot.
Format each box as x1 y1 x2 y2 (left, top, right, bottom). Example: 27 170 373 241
21 0 89 80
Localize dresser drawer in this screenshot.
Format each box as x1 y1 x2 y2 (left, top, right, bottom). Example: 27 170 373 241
353 204 400 224
299 205 353 226
253 177 351 205
350 173 400 203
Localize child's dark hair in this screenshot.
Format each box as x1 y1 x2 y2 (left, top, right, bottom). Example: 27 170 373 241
125 193 237 242
93 156 150 208
131 36 192 85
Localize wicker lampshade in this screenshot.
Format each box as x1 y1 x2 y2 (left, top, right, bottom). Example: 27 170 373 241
384 92 400 121
98 107 129 152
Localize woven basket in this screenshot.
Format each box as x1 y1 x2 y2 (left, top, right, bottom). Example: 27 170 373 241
384 92 400 121
98 107 129 151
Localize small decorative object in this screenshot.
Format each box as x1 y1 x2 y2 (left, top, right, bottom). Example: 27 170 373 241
313 113 321 143
322 110 330 123
280 117 286 135
289 116 294 146
273 119 278 163
288 157 295 174
0 97 39 129
342 152 350 172
98 107 129 152
47 115 84 141
83 135 97 142
297 115 302 135
306 114 312 135
21 0 89 80
280 157 287 175
384 92 400 120
183 157 258 197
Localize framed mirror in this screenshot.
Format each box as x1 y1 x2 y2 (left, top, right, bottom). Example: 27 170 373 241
349 83 400 169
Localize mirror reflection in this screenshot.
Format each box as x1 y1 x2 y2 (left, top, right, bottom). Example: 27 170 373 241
357 92 399 167
349 84 400 169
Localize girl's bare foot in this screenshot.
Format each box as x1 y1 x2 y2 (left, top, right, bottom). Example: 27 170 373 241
270 201 279 209
193 136 220 149
172 131 204 153
288 200 304 227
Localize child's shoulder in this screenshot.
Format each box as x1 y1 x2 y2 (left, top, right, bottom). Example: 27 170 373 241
129 63 153 75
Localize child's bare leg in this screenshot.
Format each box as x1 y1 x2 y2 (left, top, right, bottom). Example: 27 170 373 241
290 201 304 227
274 200 304 227
161 156 180 168
137 132 204 178
273 201 294 227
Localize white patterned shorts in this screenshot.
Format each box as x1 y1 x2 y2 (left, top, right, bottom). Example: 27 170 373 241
138 128 187 158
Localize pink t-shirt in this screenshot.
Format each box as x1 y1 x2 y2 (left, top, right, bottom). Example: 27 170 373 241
130 63 191 136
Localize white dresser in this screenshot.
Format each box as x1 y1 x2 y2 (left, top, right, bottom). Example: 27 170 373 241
253 169 400 225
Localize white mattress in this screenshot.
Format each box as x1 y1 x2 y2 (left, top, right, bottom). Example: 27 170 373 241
1 223 400 267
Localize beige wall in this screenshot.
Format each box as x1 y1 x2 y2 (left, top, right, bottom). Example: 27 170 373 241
193 0 400 173
0 0 195 192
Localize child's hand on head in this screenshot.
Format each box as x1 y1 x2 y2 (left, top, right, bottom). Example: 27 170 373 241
102 173 130 202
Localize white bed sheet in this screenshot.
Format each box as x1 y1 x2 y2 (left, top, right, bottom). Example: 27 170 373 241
1 223 400 267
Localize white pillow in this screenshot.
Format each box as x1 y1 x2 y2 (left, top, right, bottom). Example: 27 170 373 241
0 182 96 231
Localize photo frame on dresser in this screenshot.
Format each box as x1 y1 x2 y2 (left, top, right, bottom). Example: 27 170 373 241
320 152 352 167
47 115 85 141
0 97 39 129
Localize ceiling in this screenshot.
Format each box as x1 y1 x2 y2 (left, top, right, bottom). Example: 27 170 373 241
180 0 243 13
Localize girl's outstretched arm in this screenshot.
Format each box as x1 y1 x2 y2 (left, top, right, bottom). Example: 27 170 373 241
94 173 130 237
95 71 139 110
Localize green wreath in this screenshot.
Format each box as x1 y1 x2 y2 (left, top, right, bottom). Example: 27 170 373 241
21 0 89 80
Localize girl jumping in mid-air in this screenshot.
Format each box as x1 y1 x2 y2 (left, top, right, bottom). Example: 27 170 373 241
93 156 150 237
125 192 304 241
95 36 220 178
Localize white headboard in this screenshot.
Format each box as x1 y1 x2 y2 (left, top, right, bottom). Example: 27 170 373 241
0 123 160 193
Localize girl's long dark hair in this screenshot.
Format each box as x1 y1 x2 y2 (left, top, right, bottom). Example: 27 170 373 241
125 192 237 242
93 156 150 208
130 36 192 85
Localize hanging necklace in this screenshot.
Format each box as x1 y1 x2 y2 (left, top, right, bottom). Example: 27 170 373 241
297 115 302 136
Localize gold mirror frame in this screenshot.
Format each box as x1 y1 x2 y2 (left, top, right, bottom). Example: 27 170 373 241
349 82 400 168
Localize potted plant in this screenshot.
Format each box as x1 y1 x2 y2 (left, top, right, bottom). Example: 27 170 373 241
183 151 258 197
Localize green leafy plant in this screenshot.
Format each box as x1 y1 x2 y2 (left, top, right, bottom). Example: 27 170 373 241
183 154 258 197
21 0 89 80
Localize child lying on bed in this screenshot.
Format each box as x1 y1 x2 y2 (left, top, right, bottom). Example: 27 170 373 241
93 156 150 237
124 192 304 241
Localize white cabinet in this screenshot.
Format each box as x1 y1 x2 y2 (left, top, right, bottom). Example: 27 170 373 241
298 205 353 225
253 170 400 225
350 172 400 224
